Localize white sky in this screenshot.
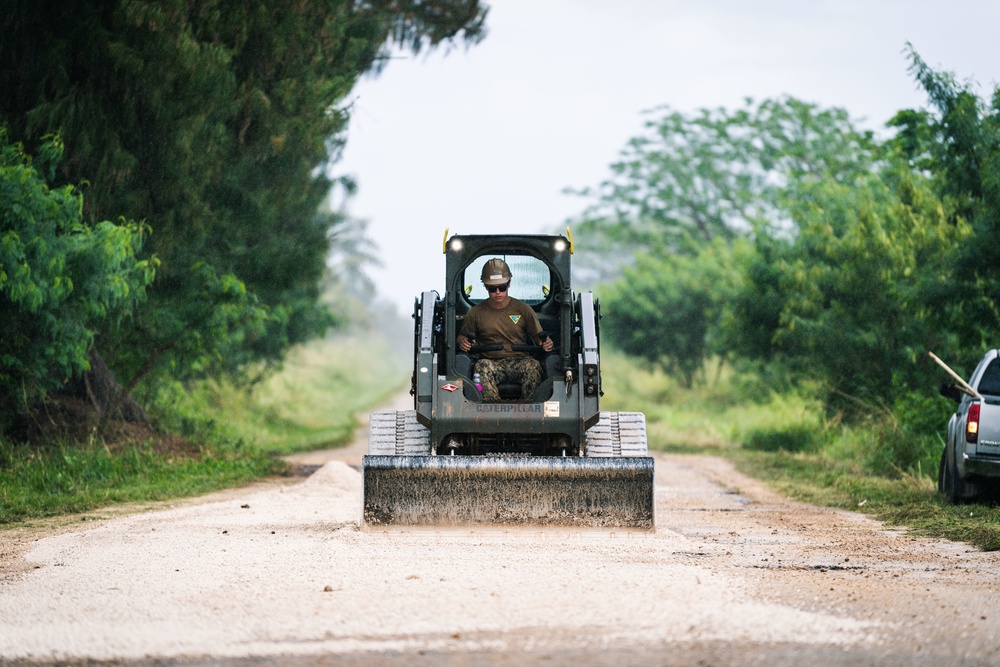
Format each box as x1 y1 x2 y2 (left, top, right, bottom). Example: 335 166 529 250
336 0 1000 314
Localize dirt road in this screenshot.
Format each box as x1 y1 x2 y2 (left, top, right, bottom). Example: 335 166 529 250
2 402 1000 666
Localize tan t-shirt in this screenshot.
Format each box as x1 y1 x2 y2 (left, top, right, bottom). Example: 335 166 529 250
460 298 543 359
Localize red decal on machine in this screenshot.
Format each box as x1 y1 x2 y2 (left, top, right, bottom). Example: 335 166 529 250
441 384 459 392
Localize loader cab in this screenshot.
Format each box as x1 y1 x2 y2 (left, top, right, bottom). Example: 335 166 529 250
443 234 575 401
408 231 605 456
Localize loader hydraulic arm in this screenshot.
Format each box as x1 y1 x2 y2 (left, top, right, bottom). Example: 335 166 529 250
415 291 439 405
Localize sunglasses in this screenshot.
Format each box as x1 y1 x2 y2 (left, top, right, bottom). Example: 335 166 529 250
485 282 510 293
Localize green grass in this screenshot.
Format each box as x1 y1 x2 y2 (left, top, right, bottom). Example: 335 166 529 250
601 350 823 452
0 331 409 525
730 449 1000 551
156 334 409 455
0 440 275 524
601 350 1000 552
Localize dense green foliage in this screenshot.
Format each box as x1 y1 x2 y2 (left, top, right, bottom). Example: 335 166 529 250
761 156 966 412
581 52 994 435
600 238 749 387
0 131 155 422
0 0 486 433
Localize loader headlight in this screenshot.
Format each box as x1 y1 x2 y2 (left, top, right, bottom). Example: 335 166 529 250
554 239 567 252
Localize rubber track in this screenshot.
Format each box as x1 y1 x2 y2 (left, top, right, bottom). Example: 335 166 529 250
368 410 431 455
370 410 647 457
585 411 649 457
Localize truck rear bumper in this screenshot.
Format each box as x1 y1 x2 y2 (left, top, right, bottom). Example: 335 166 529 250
962 453 1000 479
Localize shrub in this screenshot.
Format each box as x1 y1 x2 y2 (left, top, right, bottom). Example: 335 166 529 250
743 423 825 453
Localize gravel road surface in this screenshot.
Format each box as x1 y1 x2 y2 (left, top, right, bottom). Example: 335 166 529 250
2 400 1000 666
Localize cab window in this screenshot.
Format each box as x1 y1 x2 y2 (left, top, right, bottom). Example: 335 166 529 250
978 358 1000 396
463 254 550 306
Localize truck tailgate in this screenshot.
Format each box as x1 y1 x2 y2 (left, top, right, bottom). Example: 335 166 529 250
974 401 1000 456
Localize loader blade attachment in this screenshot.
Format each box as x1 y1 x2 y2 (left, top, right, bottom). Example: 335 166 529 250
362 455 655 529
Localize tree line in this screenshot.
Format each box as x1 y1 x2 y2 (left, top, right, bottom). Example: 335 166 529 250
579 46 994 423
0 0 488 438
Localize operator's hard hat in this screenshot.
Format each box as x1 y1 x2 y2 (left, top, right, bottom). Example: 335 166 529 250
481 258 512 285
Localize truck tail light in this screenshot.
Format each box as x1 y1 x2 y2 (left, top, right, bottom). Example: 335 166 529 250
966 403 981 443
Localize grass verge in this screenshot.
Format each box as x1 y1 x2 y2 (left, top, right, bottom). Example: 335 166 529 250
730 449 1000 552
1 331 409 525
601 350 1000 552
0 441 274 524
155 334 408 456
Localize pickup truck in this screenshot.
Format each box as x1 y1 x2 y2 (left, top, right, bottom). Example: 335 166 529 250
939 348 1000 502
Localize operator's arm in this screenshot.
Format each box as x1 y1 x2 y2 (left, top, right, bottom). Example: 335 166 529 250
458 311 477 352
520 302 553 352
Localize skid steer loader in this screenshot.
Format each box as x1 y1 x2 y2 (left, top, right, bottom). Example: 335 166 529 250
361 231 655 529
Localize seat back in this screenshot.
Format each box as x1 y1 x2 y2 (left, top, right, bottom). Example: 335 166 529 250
457 353 557 402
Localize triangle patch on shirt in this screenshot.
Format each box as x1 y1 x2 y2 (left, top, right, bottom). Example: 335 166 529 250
509 315 521 324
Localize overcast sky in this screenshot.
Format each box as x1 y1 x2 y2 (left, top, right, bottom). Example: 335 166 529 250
335 0 1000 314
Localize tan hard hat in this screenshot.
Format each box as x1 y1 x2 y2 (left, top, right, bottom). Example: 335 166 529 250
481 258 512 286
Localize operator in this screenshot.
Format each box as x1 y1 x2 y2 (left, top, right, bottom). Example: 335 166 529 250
457 258 554 402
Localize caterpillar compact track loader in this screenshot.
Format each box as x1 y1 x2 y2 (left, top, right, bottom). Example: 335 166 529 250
361 231 655 529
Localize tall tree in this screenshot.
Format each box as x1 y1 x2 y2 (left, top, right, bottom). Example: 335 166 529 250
0 0 488 410
569 97 877 260
601 239 750 388
890 45 1000 359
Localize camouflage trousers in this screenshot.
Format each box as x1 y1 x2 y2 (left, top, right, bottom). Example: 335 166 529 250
474 356 543 402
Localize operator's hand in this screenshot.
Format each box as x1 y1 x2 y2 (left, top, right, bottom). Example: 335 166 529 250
539 335 554 353
458 335 472 352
